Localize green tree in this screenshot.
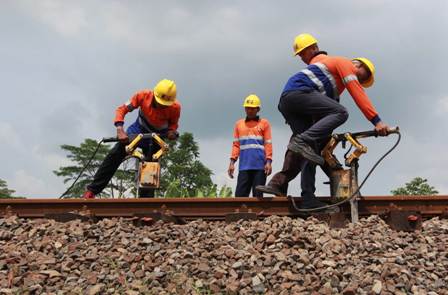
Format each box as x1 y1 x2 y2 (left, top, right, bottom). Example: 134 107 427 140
54 139 135 198
196 184 233 198
159 132 216 197
218 185 233 197
391 177 439 196
0 179 15 199
55 133 231 198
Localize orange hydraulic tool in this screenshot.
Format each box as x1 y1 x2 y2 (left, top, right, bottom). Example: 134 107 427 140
103 133 169 196
322 127 400 200
125 133 169 192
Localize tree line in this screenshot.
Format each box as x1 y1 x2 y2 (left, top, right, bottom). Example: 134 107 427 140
0 132 440 198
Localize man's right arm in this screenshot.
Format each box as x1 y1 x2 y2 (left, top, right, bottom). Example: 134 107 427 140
228 123 240 178
113 91 146 142
116 125 128 142
114 91 145 126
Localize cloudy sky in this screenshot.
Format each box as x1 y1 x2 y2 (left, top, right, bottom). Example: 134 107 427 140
1 0 447 198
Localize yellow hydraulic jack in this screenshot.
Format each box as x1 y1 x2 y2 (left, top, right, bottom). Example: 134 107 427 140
321 127 400 222
127 133 169 197
104 133 169 198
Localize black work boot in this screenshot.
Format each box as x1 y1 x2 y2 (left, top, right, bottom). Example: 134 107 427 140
255 185 284 196
288 135 325 166
301 197 328 209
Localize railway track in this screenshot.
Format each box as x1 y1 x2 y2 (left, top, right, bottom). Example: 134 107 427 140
1 195 447 221
1 195 447 231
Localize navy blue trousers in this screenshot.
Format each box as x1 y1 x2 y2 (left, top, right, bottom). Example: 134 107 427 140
87 122 162 197
235 170 266 197
279 90 348 142
269 90 346 198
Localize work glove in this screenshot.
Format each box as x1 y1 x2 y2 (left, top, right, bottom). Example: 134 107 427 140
116 126 129 143
167 130 179 140
228 161 235 179
375 121 389 136
264 161 272 176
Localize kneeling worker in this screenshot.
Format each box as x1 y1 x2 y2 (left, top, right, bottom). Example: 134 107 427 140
257 33 390 209
228 95 272 197
83 79 181 199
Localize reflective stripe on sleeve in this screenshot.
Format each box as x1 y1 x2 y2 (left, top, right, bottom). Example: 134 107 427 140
125 101 135 112
343 74 358 85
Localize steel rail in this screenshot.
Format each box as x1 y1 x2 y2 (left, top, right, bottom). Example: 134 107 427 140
1 196 447 220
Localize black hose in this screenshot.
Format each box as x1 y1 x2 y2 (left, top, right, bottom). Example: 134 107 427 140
290 132 401 212
59 139 104 199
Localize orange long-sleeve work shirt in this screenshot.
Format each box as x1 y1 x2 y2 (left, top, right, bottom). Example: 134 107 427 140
231 118 272 171
114 89 181 132
283 54 381 125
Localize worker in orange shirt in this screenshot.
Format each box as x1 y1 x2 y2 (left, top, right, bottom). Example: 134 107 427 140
257 34 329 201
228 95 272 197
83 79 181 199
257 33 390 209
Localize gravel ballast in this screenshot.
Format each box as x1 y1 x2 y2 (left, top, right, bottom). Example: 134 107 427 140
0 215 447 294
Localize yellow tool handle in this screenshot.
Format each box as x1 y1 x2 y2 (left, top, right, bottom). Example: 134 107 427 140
125 134 143 153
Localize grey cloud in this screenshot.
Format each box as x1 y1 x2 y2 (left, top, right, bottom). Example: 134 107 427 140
1 0 447 196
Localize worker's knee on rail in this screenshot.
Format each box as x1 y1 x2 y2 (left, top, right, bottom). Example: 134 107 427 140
337 107 349 124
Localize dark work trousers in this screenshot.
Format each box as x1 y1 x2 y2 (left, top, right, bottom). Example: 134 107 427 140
279 90 348 142
235 170 267 197
87 137 160 198
268 90 346 198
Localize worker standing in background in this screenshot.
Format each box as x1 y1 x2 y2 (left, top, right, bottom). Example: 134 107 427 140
228 95 272 197
257 33 390 209
83 79 181 199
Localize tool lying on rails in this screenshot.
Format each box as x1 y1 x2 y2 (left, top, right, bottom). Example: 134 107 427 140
59 133 169 199
103 133 169 197
290 127 401 221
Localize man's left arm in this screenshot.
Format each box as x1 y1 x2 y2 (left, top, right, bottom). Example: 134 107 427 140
263 120 273 175
166 105 181 140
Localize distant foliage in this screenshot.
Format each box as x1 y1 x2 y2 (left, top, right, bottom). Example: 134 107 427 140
218 185 233 197
0 179 15 199
160 132 217 198
195 184 233 198
391 177 438 196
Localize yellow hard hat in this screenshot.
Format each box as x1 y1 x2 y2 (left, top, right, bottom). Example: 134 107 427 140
353 57 375 88
293 33 318 56
243 94 261 108
154 79 177 106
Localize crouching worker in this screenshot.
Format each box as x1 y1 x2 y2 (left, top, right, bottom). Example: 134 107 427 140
83 79 181 199
228 95 272 197
258 35 389 208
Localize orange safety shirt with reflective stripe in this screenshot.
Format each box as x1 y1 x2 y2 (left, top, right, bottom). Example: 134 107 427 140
283 54 381 125
231 118 272 171
114 89 181 131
